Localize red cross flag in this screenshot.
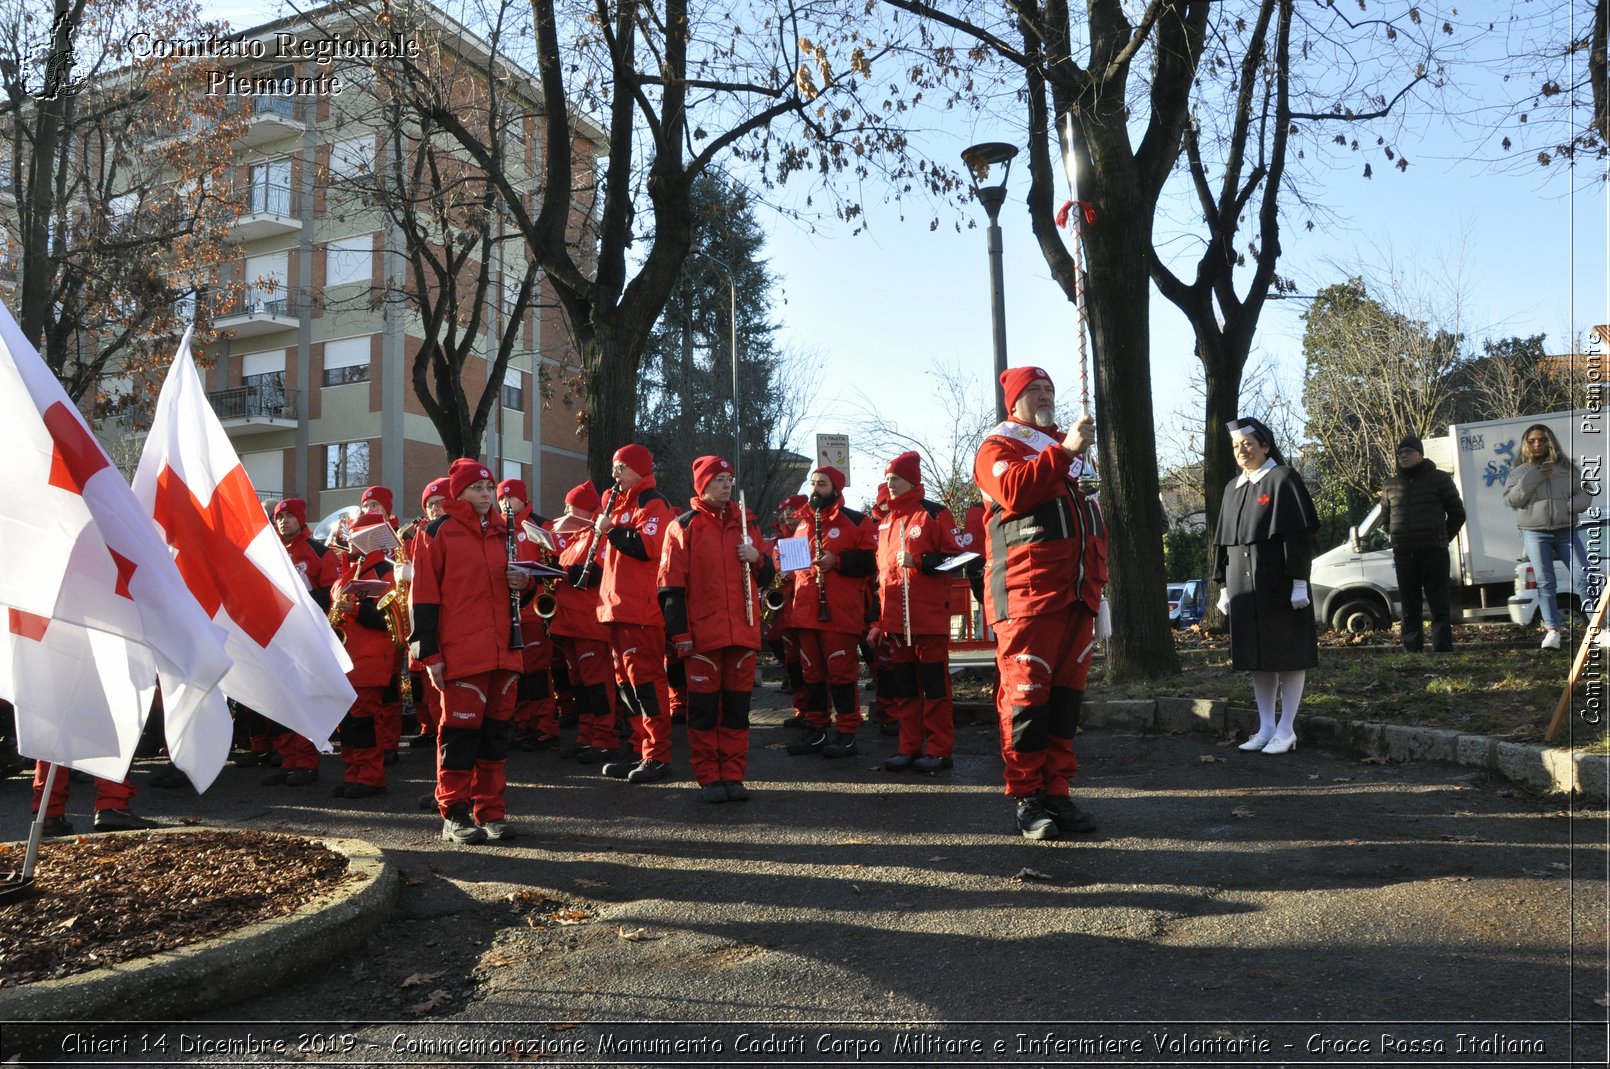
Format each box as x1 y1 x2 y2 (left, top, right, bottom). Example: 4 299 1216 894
0 304 234 783
133 331 355 785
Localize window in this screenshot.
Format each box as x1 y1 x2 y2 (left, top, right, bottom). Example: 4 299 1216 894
249 158 292 215
324 234 372 287
501 459 522 482
242 350 287 414
322 336 370 387
325 441 369 489
501 367 524 410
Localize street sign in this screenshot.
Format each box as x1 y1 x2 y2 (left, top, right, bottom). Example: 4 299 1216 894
815 434 850 485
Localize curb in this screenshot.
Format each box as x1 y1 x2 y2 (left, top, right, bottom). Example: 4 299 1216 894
952 697 1608 803
0 830 396 1024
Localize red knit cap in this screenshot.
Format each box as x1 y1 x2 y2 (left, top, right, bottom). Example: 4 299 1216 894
692 455 732 496
272 497 307 526
564 480 601 512
779 494 807 513
420 478 449 511
812 465 845 495
612 443 653 478
448 458 494 500
1000 366 1053 413
496 478 529 504
885 451 922 486
359 485 393 514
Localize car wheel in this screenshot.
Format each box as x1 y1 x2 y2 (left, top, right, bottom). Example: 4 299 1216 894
1330 597 1388 634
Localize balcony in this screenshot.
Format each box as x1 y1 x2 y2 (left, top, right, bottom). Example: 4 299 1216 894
207 384 300 437
211 288 304 338
232 181 301 241
238 98 304 148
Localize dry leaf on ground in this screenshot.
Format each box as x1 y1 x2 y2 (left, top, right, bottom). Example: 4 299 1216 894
400 969 445 988
1011 868 1054 882
405 989 451 1016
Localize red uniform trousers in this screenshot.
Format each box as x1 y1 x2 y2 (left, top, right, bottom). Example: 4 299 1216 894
338 686 388 789
991 605 1097 798
550 639 578 723
514 638 559 740
667 658 688 723
610 621 672 763
33 767 135 818
416 674 442 736
434 669 519 822
886 635 954 759
780 629 808 717
378 688 404 754
682 647 757 785
871 635 898 727
562 636 619 749
796 628 862 733
271 726 320 772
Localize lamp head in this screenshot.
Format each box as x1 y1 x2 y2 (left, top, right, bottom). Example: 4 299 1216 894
961 142 1019 194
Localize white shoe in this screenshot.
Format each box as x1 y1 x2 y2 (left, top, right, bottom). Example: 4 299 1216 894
1238 731 1274 751
1262 734 1297 755
1541 630 1561 650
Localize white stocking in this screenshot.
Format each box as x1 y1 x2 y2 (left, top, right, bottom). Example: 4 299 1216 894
1275 670 1306 739
1250 672 1278 738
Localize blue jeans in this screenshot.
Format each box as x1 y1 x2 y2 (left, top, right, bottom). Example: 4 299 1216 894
1523 527 1589 630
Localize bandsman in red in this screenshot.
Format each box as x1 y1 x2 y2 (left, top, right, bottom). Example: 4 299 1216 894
255 497 339 786
32 770 152 834
404 478 450 750
873 452 963 773
769 494 810 726
550 481 619 762
596 444 676 783
409 459 533 845
498 478 560 751
356 485 405 763
328 512 400 798
973 367 1107 840
783 465 877 758
657 456 772 802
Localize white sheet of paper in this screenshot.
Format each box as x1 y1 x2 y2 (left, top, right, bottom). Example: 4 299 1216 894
777 536 813 572
934 551 980 572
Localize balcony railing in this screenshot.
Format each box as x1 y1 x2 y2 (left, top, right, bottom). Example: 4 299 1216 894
210 287 305 320
253 98 297 120
246 181 295 217
208 384 300 422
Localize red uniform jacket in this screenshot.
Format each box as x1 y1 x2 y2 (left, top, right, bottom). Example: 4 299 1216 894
597 476 674 627
332 551 398 688
551 525 610 643
282 529 339 610
874 490 962 637
658 498 775 653
409 500 529 679
973 419 1107 623
785 500 876 634
507 505 554 636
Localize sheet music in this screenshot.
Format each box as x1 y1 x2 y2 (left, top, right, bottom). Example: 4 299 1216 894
776 536 812 573
934 551 980 572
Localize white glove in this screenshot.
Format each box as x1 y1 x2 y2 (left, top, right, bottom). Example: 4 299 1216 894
395 561 414 582
1291 579 1311 610
1095 595 1112 640
1217 588 1231 616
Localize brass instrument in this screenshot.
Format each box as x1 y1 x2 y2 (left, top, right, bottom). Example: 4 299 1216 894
534 584 558 619
738 489 754 628
326 581 349 644
814 505 830 622
762 572 788 614
377 538 413 703
502 500 525 651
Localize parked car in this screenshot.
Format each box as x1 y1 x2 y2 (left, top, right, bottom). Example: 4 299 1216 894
1508 514 1608 630
1168 579 1207 628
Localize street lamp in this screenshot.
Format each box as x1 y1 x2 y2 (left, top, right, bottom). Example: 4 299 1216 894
961 141 1018 421
692 251 741 489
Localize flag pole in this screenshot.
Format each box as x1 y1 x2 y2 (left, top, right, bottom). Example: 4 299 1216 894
20 760 60 883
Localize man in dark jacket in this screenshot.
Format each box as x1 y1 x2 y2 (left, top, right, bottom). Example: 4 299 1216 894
1380 434 1466 652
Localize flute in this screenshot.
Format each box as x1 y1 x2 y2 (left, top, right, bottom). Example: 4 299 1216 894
738 489 754 627
900 516 912 644
502 499 524 651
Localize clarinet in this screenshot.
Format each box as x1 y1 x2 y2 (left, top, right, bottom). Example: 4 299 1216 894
814 506 830 622
574 482 621 592
502 500 524 651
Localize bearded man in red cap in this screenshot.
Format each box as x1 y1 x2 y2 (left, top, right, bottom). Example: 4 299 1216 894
783 465 876 757
410 458 536 844
497 478 560 750
245 498 339 785
596 444 677 783
657 456 772 802
874 452 963 773
551 480 618 761
973 366 1107 841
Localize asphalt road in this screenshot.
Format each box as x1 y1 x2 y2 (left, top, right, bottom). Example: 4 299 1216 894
2 681 1606 1068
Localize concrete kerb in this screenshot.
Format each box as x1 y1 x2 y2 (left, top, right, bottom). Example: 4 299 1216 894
0 829 396 1024
954 695 1608 803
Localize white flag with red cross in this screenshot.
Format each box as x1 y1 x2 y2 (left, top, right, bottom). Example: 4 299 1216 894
0 304 234 784
133 330 355 782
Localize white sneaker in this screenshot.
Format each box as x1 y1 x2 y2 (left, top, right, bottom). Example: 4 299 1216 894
1238 731 1274 751
1541 630 1561 650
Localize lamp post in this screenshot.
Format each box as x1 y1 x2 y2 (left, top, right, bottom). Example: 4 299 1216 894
961 141 1019 421
693 251 741 489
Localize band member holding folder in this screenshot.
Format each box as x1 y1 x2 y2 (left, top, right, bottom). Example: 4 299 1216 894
873 452 963 774
328 512 399 799
498 478 560 750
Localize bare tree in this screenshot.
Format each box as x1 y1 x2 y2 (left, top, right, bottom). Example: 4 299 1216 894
849 360 996 520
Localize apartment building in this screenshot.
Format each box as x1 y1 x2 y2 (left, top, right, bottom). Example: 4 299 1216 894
177 1 600 522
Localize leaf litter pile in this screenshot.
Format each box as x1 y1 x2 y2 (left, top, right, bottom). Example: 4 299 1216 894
0 830 351 987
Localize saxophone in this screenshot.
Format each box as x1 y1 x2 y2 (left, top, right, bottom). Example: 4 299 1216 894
377 541 412 702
